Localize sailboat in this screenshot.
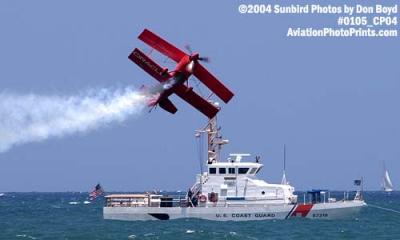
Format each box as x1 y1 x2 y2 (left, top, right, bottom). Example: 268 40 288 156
382 163 394 192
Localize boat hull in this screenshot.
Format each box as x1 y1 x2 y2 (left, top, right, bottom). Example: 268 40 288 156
103 200 366 221
302 200 366 219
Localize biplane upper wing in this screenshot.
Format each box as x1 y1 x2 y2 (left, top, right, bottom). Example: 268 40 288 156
138 29 187 63
174 85 219 119
193 63 234 103
128 48 170 82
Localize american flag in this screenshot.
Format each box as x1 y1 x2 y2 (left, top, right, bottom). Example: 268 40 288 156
354 179 362 186
89 183 104 200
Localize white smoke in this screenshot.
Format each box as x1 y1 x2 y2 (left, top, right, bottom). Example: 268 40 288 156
0 87 148 152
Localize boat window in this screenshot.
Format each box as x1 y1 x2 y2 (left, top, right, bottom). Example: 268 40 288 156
228 168 235 174
209 168 216 174
219 168 226 174
238 168 249 174
249 168 258 174
255 167 262 174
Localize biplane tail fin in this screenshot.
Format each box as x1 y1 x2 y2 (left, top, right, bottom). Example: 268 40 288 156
158 98 178 114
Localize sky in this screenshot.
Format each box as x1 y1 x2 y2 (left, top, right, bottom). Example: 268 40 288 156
0 0 399 192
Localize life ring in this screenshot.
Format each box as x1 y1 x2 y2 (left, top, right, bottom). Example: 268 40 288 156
199 195 207 203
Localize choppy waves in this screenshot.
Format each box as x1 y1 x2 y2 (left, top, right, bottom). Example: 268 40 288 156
0 192 400 239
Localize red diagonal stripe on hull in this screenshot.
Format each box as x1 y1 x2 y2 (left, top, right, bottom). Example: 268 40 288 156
291 204 313 217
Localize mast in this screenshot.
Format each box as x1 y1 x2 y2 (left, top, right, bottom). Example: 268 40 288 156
207 116 219 163
193 104 228 195
205 114 228 164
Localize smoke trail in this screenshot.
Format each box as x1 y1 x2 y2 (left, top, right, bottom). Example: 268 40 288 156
0 87 148 152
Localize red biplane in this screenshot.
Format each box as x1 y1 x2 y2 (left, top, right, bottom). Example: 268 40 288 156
129 29 234 119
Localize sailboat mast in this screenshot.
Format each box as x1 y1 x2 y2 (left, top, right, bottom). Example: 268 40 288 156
361 176 364 196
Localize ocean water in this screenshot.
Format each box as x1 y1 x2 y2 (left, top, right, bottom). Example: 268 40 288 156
0 192 399 240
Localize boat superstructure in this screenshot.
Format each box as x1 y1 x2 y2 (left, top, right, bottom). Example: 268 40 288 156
186 117 298 209
103 116 366 221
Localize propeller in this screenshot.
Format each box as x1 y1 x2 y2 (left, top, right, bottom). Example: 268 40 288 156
198 56 210 63
184 44 208 96
184 44 193 54
185 44 210 63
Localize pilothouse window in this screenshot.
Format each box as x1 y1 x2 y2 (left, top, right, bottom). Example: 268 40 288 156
249 168 258 174
219 168 226 174
228 168 235 174
209 168 216 174
238 168 249 174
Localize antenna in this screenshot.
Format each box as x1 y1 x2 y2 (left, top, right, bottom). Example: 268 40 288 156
283 144 286 172
281 144 288 185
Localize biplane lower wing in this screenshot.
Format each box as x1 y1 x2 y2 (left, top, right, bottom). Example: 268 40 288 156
174 85 219 119
138 29 187 63
128 48 169 82
193 63 234 103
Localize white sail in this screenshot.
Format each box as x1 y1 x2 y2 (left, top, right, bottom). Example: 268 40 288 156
383 169 394 192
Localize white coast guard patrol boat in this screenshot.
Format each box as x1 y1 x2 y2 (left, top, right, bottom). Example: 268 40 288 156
103 117 366 221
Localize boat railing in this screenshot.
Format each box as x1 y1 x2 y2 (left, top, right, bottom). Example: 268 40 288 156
300 190 361 205
105 195 189 208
